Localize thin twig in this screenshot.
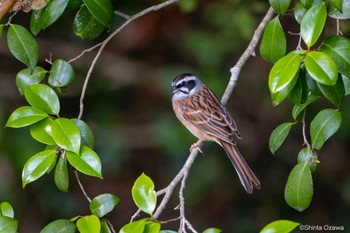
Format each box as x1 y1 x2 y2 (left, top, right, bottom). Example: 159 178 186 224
222 7 275 105
115 10 131 19
74 170 91 202
302 110 312 151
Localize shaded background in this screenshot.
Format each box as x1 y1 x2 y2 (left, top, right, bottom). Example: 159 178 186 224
1 0 350 232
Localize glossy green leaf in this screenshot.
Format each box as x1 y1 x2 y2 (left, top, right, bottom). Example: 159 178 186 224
260 220 300 233
269 122 293 154
284 162 313 212
67 0 83 9
54 153 69 192
16 66 47 95
66 146 102 178
300 0 322 9
119 219 145 233
132 173 157 215
7 24 38 69
82 0 114 27
22 150 57 187
100 218 112 233
30 118 56 145
297 148 318 172
269 0 291 14
294 2 307 24
330 0 344 12
39 0 69 29
329 0 350 19
269 53 302 93
319 36 350 77
76 215 100 233
0 216 19 233
305 51 338 85
203 228 222 233
72 119 95 148
52 118 81 154
6 106 48 128
300 3 327 47
342 74 350 95
73 6 106 40
30 9 44 35
260 16 286 63
316 76 345 105
0 202 14 218
292 94 318 120
40 219 76 233
144 221 161 233
288 75 308 105
310 109 342 150
305 70 322 96
49 59 75 87
25 84 60 115
89 193 120 218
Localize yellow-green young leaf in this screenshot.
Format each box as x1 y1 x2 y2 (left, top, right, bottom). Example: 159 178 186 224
316 76 345 105
76 215 100 233
66 146 102 179
132 173 157 215
49 59 75 87
7 24 38 69
89 193 120 218
305 51 338 85
30 118 56 145
310 109 342 150
6 106 48 128
260 220 300 233
54 153 69 192
119 219 146 233
22 150 57 188
260 16 286 63
203 228 222 233
269 0 292 14
40 219 76 233
284 162 313 212
144 221 161 233
300 2 327 48
319 36 350 77
0 216 19 233
0 202 14 218
82 0 114 28
269 122 293 154
25 84 60 115
297 148 318 172
51 118 81 154
16 66 47 95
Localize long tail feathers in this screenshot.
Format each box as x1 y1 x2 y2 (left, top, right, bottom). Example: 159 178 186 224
221 142 260 193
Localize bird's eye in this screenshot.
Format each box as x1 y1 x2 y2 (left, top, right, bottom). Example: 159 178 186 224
176 82 184 88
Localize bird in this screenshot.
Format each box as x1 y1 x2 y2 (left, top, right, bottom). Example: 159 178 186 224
171 73 260 193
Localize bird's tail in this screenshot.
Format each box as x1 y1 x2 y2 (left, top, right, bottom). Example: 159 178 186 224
221 142 260 193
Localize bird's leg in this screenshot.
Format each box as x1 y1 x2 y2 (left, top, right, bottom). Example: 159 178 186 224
190 140 204 154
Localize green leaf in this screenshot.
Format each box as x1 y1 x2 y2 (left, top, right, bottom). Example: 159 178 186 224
39 0 69 29
329 0 350 19
22 150 57 187
144 221 161 233
330 0 344 12
0 24 3 37
292 94 318 120
342 74 350 95
269 122 293 154
260 16 286 63
40 219 76 233
300 0 322 9
179 0 199 13
89 193 120 218
159 231 177 233
119 219 145 233
260 220 300 233
297 148 318 172
52 118 81 154
310 108 342 150
203 228 222 233
30 9 44 35
82 0 114 28
7 24 38 69
0 202 14 218
30 118 56 145
67 0 83 9
72 119 95 148
269 53 302 93
284 162 313 212
294 2 307 24
16 66 47 95
305 51 338 85
48 59 75 87
316 76 345 105
300 2 327 47
101 218 112 233
54 152 69 192
269 0 292 14
73 6 106 40
305 70 322 96
66 146 102 178
132 173 157 215
319 35 350 77
288 75 308 105
6 106 48 128
76 215 100 233
0 216 19 233
25 84 60 115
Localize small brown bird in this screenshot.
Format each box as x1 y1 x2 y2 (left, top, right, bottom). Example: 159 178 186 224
171 73 260 193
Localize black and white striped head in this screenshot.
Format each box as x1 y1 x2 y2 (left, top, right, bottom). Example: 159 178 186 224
171 73 202 101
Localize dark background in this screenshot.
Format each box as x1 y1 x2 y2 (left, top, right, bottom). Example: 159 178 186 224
1 0 350 232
